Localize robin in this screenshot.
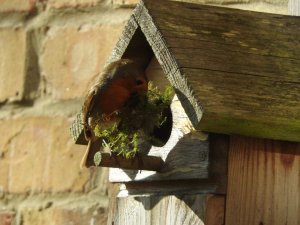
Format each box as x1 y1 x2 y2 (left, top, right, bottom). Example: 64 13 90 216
80 59 148 168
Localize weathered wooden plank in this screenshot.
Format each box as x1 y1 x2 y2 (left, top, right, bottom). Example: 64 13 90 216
145 1 300 59
118 181 218 197
108 14 139 63
69 112 86 145
166 35 299 62
110 134 227 196
181 68 300 142
171 48 300 80
204 195 225 225
289 0 300 16
110 134 228 195
86 152 164 171
208 133 228 194
107 194 225 225
226 136 300 225
119 180 222 197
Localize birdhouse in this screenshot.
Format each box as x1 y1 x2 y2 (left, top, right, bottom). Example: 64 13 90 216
70 0 300 224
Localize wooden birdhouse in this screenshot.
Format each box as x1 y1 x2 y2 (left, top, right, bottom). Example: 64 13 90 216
70 0 300 224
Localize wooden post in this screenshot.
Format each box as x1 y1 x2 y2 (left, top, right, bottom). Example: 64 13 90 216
226 136 300 225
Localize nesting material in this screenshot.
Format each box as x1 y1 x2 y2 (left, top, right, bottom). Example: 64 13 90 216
94 82 173 158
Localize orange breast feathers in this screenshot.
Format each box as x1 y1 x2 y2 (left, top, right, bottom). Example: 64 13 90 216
82 59 148 141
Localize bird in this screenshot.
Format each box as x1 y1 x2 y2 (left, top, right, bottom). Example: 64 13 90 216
80 59 148 168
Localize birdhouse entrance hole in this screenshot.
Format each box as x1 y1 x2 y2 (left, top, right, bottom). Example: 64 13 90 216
145 57 173 147
108 57 209 182
150 105 172 147
114 25 175 148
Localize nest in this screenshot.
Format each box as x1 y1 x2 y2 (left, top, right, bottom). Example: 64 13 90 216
94 82 173 158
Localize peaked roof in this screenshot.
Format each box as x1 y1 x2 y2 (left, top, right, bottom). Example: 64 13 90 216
108 0 300 142
72 0 300 144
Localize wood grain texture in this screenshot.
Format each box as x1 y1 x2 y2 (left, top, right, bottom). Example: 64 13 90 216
118 180 223 198
108 14 153 68
181 68 299 142
209 133 229 194
289 0 300 16
69 112 86 145
226 136 300 225
205 195 225 225
107 194 225 225
115 133 228 195
110 194 225 225
137 0 300 142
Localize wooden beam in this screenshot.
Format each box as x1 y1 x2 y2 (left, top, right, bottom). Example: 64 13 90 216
87 152 163 171
226 136 300 225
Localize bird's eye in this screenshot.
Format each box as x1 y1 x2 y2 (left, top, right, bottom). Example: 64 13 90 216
135 79 144 85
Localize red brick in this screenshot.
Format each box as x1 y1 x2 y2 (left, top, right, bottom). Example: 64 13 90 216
21 206 107 225
0 28 27 102
0 116 101 193
0 0 36 12
40 24 125 100
0 211 15 225
47 0 102 8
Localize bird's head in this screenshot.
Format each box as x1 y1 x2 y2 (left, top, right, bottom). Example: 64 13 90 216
127 73 148 94
107 59 148 95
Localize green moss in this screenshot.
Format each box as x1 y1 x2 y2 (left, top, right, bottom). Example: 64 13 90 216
94 82 173 159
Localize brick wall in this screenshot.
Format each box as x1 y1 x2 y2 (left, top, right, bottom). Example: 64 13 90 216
0 0 288 225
